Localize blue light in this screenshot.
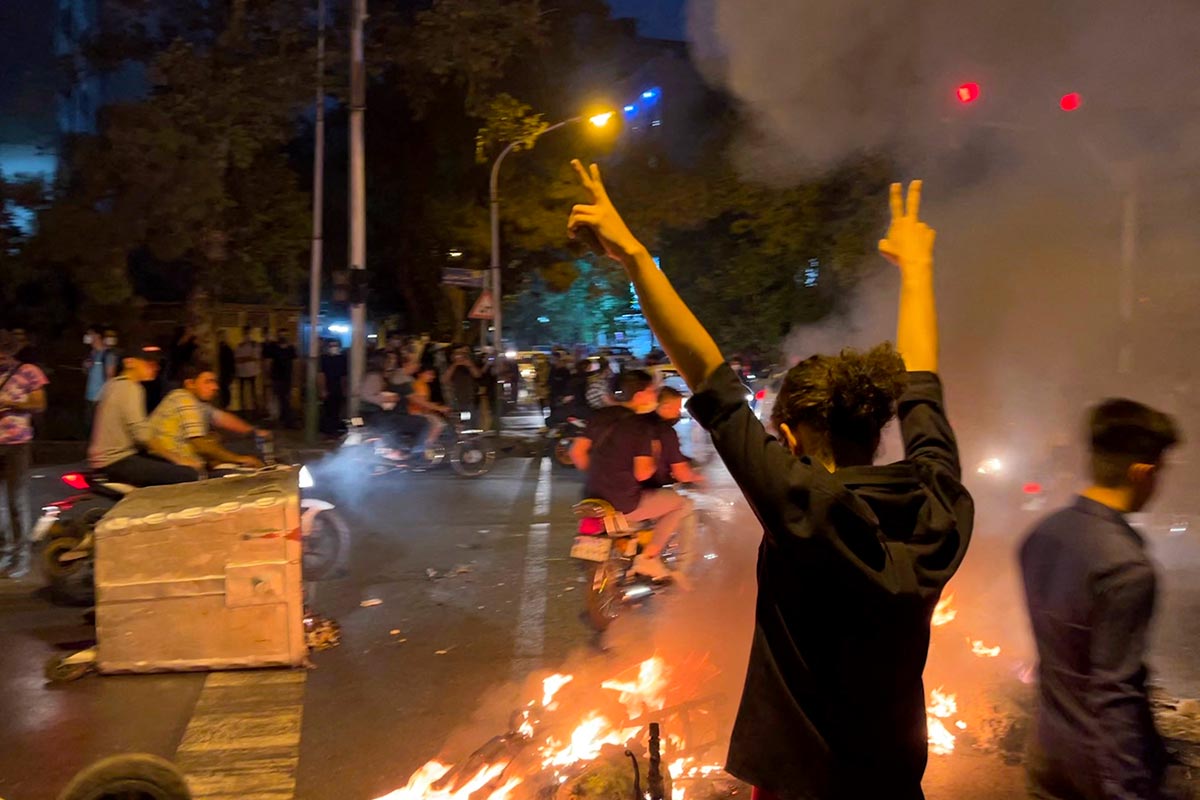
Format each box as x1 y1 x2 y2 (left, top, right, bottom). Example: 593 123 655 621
624 104 636 114
642 90 657 99
537 316 550 324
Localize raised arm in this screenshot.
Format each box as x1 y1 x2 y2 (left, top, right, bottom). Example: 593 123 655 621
879 180 938 373
567 160 724 390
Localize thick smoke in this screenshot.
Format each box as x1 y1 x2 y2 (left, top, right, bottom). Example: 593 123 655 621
689 0 1200 500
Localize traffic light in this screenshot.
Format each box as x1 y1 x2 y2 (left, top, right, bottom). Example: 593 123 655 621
1059 92 1082 112
956 82 980 104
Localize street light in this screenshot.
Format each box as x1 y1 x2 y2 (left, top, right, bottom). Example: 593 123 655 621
488 109 616 357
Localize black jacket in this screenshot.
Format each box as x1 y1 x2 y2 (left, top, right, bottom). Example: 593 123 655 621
688 364 973 799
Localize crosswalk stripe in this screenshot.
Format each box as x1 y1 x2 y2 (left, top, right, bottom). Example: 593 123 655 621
175 669 306 800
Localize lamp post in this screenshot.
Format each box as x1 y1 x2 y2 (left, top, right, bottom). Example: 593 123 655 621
488 112 615 357
304 0 326 444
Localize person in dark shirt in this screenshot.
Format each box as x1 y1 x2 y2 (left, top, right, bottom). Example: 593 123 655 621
268 330 297 428
643 386 704 489
1020 399 1183 800
571 369 693 582
567 161 972 799
318 339 348 435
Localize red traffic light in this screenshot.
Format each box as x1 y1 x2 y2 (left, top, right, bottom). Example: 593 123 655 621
1059 92 1082 112
956 82 981 104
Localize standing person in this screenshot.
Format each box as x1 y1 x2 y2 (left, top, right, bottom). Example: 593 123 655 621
1020 400 1185 800
318 339 348 436
217 330 236 408
567 162 972 799
235 327 260 415
84 325 118 431
268 330 297 428
0 330 49 579
533 353 552 423
443 346 481 425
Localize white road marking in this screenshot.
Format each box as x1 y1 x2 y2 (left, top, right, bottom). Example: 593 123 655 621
513 457 552 677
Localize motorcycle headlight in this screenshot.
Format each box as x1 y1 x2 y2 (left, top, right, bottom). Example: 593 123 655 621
299 465 314 489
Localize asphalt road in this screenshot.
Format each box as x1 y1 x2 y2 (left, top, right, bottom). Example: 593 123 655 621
1 440 1198 800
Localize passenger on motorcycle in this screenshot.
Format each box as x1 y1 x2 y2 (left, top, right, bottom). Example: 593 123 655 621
570 369 691 582
360 353 429 458
148 361 267 474
643 386 704 489
408 365 449 449
88 343 202 486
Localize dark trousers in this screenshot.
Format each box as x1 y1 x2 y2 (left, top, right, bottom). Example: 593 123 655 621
0 443 32 560
320 394 345 435
274 380 291 426
103 454 199 487
238 377 257 411
219 379 232 409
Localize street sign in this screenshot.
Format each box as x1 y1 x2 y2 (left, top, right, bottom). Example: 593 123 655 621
442 267 486 288
468 290 494 320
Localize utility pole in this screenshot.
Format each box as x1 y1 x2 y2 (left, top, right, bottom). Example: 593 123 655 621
348 0 367 415
304 0 326 444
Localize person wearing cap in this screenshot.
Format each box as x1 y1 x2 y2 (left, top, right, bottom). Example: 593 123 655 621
0 330 49 579
88 342 200 487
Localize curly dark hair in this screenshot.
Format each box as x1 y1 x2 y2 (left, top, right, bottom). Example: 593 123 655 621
771 343 906 466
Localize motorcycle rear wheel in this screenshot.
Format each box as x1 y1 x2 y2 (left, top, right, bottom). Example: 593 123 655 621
583 555 623 632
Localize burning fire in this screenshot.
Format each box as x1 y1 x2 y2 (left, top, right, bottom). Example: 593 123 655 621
374 761 522 800
924 591 1011 755
600 655 669 719
541 674 573 709
538 713 642 769
932 593 958 627
378 656 725 800
970 639 1002 658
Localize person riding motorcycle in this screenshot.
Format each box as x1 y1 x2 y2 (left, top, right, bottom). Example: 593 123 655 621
570 369 692 582
359 352 429 459
148 361 267 475
88 343 201 487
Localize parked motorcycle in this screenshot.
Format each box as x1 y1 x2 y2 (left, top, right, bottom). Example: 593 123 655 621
34 460 349 603
341 411 496 478
547 416 588 468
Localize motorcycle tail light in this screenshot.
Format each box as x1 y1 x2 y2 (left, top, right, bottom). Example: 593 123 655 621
578 518 605 536
61 472 91 490
756 390 766 401
1023 482 1043 495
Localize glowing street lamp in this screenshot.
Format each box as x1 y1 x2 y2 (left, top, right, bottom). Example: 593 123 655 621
589 112 615 128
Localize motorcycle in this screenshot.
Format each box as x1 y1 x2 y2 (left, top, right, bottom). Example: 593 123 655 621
341 411 496 478
569 491 703 632
33 458 350 603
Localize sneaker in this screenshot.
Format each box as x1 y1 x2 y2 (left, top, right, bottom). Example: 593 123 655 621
631 553 673 582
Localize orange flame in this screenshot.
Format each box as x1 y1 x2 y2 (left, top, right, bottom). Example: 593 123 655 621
539 712 642 769
600 656 669 719
374 760 522 800
970 639 1001 658
926 687 959 755
541 673 574 709
932 593 957 627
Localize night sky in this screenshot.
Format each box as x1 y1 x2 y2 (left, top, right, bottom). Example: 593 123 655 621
606 0 687 41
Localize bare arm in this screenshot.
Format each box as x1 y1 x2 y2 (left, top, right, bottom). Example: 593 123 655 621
567 161 724 391
190 436 261 468
570 437 591 471
669 460 704 484
211 408 263 437
633 455 657 483
5 389 46 413
879 181 938 373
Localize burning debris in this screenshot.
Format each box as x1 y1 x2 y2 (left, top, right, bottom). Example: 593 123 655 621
375 657 738 800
